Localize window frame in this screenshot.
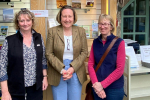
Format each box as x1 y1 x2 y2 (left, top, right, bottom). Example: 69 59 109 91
121 0 149 45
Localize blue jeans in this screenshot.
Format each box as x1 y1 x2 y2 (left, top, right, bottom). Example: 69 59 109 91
92 87 124 100
51 59 82 100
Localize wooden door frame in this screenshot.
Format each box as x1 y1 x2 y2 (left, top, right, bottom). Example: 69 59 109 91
30 0 47 45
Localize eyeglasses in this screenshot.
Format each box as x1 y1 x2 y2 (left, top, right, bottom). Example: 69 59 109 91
67 39 70 50
98 23 111 27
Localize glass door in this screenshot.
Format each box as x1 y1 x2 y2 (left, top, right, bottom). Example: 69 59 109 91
149 0 150 44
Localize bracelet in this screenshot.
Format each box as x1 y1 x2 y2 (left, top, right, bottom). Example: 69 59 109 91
43 75 48 77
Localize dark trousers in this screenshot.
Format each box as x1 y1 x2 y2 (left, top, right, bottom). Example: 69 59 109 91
11 84 43 100
92 87 124 100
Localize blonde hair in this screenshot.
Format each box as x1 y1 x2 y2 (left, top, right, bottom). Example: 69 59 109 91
14 8 35 30
99 14 115 33
56 5 77 25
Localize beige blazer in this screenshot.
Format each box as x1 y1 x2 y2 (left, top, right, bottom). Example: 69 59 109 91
46 25 88 86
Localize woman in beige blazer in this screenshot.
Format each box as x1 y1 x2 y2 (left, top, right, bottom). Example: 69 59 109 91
46 5 88 100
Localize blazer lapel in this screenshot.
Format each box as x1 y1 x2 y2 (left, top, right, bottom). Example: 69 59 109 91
57 26 64 43
72 25 78 43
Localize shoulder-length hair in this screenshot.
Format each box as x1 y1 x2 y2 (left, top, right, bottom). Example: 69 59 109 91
56 5 77 24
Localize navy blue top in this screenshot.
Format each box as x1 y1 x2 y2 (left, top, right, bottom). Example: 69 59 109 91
93 34 124 89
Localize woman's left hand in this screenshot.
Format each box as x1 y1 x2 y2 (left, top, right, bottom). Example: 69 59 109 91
42 77 48 90
67 67 74 75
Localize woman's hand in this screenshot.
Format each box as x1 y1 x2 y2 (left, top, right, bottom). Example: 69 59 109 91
42 77 48 90
93 82 106 99
62 67 74 80
62 69 71 80
67 67 74 75
96 90 106 99
1 81 12 100
92 82 103 93
1 91 12 100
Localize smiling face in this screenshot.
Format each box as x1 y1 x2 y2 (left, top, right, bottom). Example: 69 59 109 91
98 19 112 36
18 14 33 32
61 9 74 29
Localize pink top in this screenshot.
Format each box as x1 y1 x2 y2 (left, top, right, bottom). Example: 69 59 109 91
88 40 125 89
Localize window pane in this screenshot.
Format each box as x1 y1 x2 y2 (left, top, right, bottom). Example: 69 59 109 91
123 35 133 40
136 0 146 15
124 2 134 15
123 17 134 32
135 34 145 45
136 17 145 32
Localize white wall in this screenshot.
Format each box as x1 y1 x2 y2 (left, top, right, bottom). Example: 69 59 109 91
0 0 30 44
0 0 101 47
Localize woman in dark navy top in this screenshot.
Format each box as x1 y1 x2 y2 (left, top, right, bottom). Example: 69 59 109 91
88 14 125 100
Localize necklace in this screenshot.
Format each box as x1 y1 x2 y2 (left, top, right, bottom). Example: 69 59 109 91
64 35 71 51
63 29 72 51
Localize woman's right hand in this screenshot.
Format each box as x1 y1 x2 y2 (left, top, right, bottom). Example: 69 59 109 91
1 81 12 100
1 91 12 100
93 82 106 99
62 69 73 80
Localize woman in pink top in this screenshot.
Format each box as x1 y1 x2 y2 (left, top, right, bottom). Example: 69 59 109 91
88 14 125 100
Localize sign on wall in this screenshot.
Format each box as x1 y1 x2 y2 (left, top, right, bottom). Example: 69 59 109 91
30 10 48 17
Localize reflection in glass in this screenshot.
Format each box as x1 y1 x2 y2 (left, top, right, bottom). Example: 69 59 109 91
135 34 145 45
124 2 134 15
136 0 146 15
123 17 134 32
136 17 145 32
123 35 133 40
